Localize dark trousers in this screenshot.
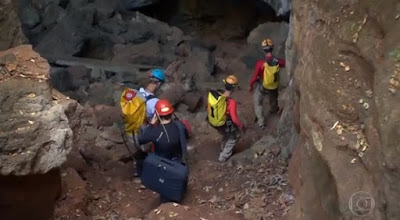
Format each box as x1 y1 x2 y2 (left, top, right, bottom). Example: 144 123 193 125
134 150 147 177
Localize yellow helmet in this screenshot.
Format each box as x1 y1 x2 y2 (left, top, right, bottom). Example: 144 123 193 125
223 75 239 85
261 38 274 51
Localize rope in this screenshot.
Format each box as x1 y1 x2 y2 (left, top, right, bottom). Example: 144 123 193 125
119 117 136 169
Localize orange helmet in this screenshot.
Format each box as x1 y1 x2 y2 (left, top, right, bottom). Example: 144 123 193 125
155 99 174 116
223 75 239 86
261 38 274 51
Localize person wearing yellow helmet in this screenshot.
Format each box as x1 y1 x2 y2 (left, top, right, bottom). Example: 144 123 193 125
249 38 286 130
206 75 245 162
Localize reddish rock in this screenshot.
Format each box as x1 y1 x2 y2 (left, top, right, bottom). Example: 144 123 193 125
93 105 121 128
56 168 88 217
270 145 281 157
182 91 203 112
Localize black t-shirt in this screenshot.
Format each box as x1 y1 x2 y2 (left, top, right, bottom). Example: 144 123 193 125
138 122 182 160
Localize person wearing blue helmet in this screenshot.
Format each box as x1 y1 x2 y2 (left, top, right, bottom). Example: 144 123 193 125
139 68 166 121
134 68 166 177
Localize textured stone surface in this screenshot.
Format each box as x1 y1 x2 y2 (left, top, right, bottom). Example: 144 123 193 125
287 0 400 219
0 0 28 50
0 45 73 175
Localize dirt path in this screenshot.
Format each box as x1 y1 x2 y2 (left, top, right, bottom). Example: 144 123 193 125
55 89 292 220
54 37 293 220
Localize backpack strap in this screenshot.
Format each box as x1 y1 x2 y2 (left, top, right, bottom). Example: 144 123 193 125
145 94 156 102
265 57 279 66
173 120 188 157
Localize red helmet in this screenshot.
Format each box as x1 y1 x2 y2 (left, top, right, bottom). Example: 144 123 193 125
155 99 174 116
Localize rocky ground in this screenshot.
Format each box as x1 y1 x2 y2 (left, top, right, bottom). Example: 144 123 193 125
1 0 295 219
2 0 399 220
52 66 293 220
0 1 293 219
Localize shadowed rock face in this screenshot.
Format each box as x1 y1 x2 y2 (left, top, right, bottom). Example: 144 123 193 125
287 0 400 219
0 0 28 50
262 0 291 16
0 169 61 220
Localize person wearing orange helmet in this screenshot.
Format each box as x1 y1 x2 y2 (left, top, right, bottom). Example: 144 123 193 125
206 75 245 162
249 38 286 130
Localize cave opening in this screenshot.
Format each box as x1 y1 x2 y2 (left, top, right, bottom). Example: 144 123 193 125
136 0 290 40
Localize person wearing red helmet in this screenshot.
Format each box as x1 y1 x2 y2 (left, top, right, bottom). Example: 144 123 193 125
126 69 166 178
138 99 189 164
138 99 190 203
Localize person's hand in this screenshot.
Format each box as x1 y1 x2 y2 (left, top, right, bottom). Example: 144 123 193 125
150 113 158 125
241 126 247 134
249 86 254 92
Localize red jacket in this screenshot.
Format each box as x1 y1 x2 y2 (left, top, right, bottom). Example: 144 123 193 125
226 99 244 129
249 55 285 89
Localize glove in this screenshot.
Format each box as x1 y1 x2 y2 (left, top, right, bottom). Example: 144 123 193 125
241 126 247 134
249 87 254 92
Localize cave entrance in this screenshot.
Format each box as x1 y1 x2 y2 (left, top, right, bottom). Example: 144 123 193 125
138 0 289 40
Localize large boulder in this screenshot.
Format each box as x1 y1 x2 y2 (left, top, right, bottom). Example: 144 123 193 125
41 2 67 29
0 45 73 175
0 0 28 50
19 4 41 29
262 0 292 16
122 12 184 45
121 0 159 10
51 66 91 92
247 22 289 59
112 41 162 66
34 6 95 58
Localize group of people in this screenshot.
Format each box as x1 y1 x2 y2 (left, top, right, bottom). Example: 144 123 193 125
206 38 285 162
120 38 285 199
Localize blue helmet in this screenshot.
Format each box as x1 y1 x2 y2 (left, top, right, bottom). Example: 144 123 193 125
149 69 166 82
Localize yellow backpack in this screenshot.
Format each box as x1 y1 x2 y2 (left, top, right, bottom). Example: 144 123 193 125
207 90 227 127
120 88 147 136
262 59 280 90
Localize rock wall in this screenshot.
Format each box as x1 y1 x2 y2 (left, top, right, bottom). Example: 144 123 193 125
263 0 291 16
0 170 61 220
0 45 73 175
287 0 400 219
0 45 73 219
0 0 28 50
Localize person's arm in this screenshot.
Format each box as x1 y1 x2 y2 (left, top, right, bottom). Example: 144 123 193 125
227 99 244 129
278 58 286 68
138 124 156 145
249 60 263 89
146 98 159 120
